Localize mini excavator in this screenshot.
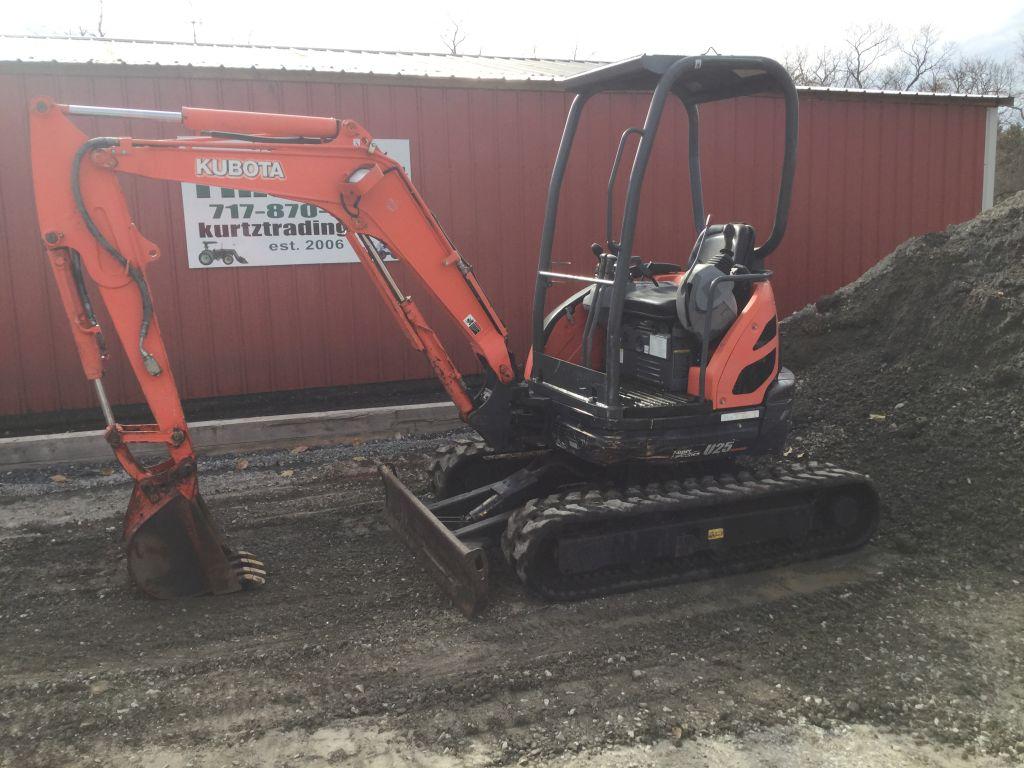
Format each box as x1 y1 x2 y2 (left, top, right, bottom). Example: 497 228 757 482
29 55 879 613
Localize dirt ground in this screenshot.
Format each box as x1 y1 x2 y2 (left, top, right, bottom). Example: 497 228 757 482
1 428 1022 767
782 191 1024 574
3 195 1024 768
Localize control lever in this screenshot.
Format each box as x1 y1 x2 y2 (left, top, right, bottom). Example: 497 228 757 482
721 223 736 257
590 243 610 281
638 260 659 286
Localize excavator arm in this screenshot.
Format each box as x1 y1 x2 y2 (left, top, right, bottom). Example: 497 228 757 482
28 97 517 599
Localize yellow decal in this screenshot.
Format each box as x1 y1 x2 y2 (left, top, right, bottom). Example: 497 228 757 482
707 527 725 541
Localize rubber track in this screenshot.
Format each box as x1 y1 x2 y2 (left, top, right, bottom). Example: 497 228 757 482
502 462 879 602
429 440 549 499
429 440 491 498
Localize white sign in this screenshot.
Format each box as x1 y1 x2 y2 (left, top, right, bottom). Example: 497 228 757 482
181 139 411 268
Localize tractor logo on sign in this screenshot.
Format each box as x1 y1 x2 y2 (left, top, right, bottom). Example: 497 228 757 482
197 240 248 267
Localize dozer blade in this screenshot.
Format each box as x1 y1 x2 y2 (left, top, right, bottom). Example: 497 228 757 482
379 464 489 618
125 486 265 599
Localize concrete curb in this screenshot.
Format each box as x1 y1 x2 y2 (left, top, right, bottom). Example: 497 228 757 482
0 401 461 470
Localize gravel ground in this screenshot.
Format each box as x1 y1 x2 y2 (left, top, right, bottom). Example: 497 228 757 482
1 430 1021 767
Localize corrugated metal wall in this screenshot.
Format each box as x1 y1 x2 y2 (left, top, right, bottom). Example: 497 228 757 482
0 66 988 418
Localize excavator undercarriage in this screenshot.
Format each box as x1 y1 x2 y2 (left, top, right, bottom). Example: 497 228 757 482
384 440 878 616
29 53 880 613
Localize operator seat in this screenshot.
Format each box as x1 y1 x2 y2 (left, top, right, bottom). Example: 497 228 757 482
689 223 759 272
621 281 679 320
675 222 762 343
620 222 759 322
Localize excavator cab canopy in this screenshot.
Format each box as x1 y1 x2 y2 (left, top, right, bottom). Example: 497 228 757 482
531 54 799 409
563 53 792 104
560 53 799 256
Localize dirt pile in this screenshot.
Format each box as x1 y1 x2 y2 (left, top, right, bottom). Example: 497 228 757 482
783 191 1024 564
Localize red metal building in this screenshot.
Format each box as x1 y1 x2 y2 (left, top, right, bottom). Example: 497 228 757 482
0 37 1007 419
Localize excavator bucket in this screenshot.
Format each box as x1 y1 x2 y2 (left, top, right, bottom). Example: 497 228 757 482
124 486 264 600
379 464 490 617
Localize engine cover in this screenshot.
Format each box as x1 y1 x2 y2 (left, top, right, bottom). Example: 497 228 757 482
619 318 690 390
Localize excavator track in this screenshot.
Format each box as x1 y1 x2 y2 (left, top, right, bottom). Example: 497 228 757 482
430 440 491 497
430 439 549 499
502 463 879 602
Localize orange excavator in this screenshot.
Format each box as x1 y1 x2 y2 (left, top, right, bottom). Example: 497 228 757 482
29 55 879 613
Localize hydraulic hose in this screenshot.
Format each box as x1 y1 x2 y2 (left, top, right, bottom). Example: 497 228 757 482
198 131 330 144
68 248 107 358
71 138 161 375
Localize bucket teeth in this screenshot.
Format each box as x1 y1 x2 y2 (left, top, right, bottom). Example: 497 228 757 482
228 550 267 589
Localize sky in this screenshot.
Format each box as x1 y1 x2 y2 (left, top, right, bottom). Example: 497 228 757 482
1 0 1022 64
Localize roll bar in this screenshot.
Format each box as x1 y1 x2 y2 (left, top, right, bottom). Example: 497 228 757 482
531 54 799 407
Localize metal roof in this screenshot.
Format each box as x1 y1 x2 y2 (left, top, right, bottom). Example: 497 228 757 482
797 84 1013 106
0 36 1013 105
0 35 596 81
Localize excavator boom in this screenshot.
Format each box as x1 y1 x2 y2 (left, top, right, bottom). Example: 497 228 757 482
29 97 517 598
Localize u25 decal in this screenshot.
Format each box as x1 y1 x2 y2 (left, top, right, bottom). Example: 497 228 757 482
672 440 736 459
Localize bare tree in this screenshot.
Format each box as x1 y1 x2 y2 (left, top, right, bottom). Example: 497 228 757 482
1015 31 1024 121
786 23 1020 106
73 0 106 38
783 48 810 83
941 56 1016 96
441 21 467 56
841 23 898 88
784 47 844 86
878 25 954 91
179 0 201 43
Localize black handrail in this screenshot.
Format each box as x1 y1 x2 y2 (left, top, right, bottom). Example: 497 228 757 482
684 100 704 237
605 127 644 249
531 93 589 359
